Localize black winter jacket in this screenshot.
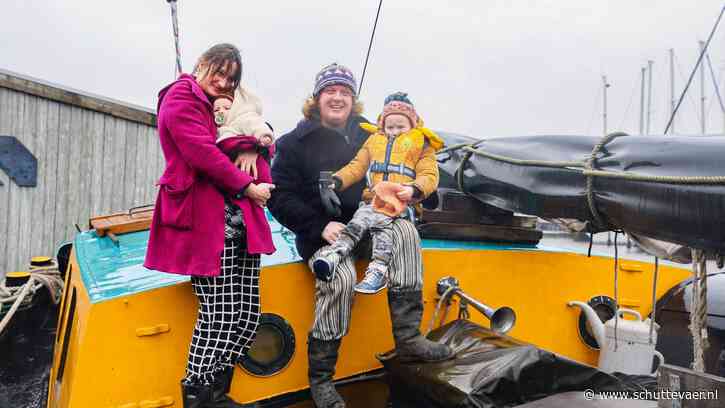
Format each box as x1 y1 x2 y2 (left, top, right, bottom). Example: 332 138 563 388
268 116 370 261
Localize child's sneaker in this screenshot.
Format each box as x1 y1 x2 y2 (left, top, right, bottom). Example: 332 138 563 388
354 270 388 294
310 250 341 282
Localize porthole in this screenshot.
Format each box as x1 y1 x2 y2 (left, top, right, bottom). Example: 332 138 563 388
239 313 295 377
577 295 617 349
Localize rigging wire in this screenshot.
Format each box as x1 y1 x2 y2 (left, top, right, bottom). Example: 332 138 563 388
167 0 183 78
664 5 725 134
617 73 640 130
706 53 725 114
585 86 602 135
675 54 703 131
358 0 384 96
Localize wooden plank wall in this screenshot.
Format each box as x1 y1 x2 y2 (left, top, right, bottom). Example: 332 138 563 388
0 85 163 275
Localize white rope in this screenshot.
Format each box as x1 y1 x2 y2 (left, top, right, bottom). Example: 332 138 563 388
0 266 64 335
690 249 709 372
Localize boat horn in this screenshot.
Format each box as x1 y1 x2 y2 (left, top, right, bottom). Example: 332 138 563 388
436 276 516 334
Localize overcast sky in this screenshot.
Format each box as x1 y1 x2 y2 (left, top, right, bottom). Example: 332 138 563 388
3 1 725 138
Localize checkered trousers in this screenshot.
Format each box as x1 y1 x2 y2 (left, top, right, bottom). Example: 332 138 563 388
184 234 261 386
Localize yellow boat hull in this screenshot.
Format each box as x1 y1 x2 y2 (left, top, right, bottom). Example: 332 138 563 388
47 242 690 407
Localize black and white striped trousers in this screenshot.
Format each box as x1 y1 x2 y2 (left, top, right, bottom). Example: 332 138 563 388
184 237 261 386
309 218 423 341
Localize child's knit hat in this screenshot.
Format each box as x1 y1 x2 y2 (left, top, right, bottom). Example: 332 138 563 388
379 92 418 128
313 63 357 97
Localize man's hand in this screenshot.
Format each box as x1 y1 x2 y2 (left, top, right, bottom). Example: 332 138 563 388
322 221 346 244
244 182 275 207
235 151 259 179
319 171 342 217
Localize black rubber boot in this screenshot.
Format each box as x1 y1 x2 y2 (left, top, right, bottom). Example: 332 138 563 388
181 381 213 408
308 335 346 408
388 290 454 363
208 366 258 407
212 366 234 401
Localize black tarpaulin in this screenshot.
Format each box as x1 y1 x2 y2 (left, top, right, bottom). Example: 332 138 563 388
436 134 725 252
381 320 654 408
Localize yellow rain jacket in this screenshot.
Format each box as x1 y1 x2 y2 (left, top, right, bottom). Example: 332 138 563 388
334 122 444 203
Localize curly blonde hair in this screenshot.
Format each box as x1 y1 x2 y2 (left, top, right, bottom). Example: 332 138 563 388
302 95 364 120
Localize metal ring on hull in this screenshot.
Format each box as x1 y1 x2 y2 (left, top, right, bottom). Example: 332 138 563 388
239 313 296 377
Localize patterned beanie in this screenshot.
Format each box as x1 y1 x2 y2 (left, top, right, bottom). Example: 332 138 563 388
313 63 357 97
379 92 418 128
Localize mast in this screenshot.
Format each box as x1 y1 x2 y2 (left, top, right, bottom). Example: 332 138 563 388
602 75 609 136
639 67 646 135
669 49 676 134
700 40 706 135
646 60 654 135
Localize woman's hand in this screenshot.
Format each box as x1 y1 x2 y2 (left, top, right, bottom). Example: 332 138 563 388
322 221 346 244
234 151 259 179
396 185 415 203
244 182 275 207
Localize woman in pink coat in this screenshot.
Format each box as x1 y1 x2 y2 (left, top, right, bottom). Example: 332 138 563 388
143 43 275 408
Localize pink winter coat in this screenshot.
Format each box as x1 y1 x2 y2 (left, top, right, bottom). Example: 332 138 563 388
217 136 276 255
144 74 264 277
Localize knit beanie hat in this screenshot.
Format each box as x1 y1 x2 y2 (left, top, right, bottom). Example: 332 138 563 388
379 92 418 128
313 63 357 97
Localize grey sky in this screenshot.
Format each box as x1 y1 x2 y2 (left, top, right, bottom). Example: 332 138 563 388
2 1 725 138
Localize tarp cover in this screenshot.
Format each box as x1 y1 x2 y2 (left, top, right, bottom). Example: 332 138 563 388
382 320 654 408
436 134 725 252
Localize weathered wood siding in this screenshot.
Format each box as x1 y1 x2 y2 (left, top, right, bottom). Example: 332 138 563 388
0 71 163 275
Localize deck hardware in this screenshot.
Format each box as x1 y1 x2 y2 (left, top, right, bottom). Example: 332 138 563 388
619 262 643 273
436 276 516 334
138 396 174 407
135 324 170 337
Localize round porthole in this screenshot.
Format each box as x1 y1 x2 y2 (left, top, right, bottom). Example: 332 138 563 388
577 295 617 349
239 313 296 377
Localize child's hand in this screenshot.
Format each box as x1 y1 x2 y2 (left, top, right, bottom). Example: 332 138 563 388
396 185 415 203
259 133 274 147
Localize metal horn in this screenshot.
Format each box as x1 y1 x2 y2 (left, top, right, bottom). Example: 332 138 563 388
436 276 516 334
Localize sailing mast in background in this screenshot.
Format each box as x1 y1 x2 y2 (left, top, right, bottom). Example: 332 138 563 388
700 40 707 135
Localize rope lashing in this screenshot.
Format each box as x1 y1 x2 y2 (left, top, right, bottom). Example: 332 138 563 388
613 231 620 352
0 265 64 335
690 249 709 372
426 285 456 335
167 0 183 77
649 257 659 345
585 132 629 230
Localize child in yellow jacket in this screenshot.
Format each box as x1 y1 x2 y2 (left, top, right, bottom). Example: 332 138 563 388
312 92 443 294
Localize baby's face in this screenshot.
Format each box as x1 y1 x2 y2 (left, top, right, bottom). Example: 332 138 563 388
213 98 233 126
384 114 412 138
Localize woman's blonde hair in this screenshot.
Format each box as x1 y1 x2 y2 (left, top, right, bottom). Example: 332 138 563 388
302 95 364 120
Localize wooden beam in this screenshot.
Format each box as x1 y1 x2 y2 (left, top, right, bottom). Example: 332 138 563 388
0 69 157 127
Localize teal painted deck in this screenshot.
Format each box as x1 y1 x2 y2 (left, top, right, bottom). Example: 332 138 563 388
74 216 581 304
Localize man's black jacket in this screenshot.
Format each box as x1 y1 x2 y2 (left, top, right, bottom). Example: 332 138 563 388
268 116 370 261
